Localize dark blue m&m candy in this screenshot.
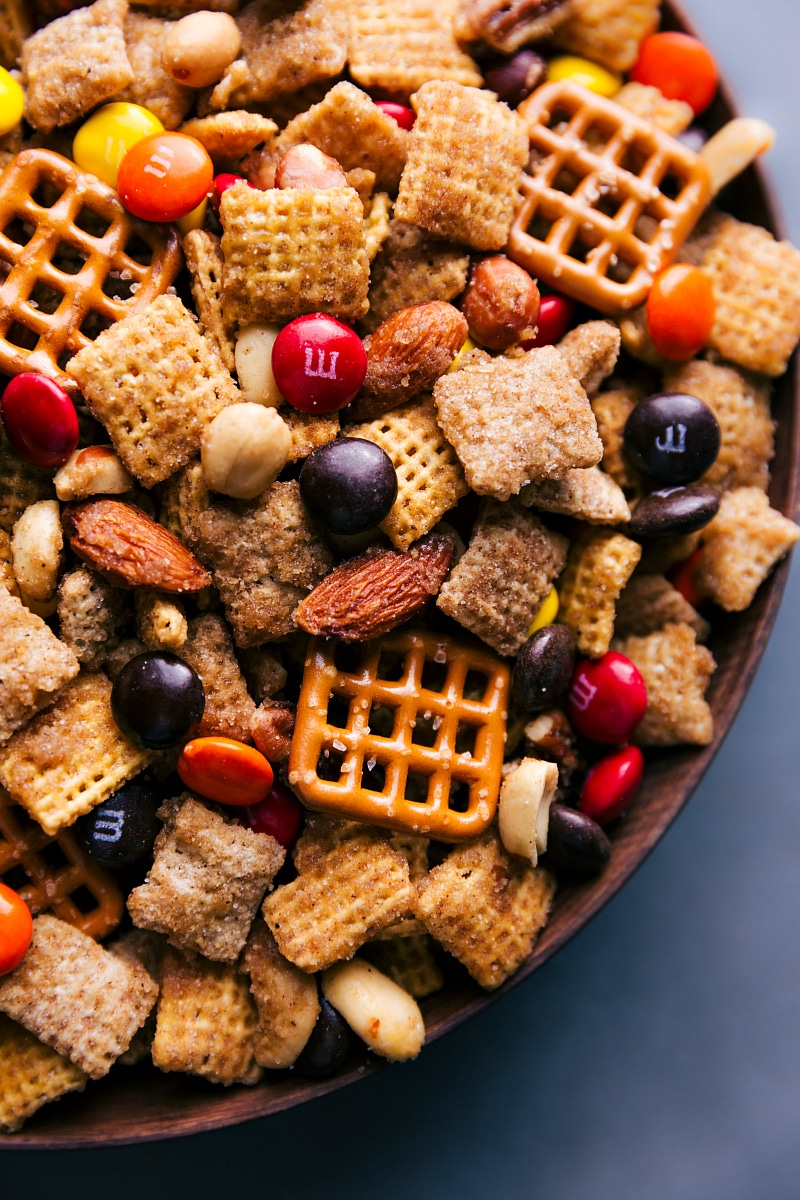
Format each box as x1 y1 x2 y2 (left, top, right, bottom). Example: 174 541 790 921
623 391 720 485
75 779 161 868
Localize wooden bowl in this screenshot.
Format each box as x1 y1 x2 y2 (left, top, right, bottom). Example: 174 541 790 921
3 0 798 1149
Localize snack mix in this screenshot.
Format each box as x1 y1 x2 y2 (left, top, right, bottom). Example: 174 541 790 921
2 0 800 1134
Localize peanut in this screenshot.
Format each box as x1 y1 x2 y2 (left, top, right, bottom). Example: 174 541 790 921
498 757 558 866
11 500 63 603
54 445 133 502
322 959 425 1062
235 324 283 407
162 11 241 89
201 403 291 500
274 144 348 190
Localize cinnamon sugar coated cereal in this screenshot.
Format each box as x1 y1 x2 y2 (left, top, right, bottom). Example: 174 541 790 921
1 0 800 1130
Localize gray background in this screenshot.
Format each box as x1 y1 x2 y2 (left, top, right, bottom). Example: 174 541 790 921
5 2 800 1195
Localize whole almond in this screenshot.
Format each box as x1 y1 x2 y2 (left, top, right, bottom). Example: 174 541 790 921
462 255 540 350
62 499 212 593
295 532 453 640
349 302 469 423
274 143 348 190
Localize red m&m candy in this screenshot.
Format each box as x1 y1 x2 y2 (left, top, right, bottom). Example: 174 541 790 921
117 132 213 223
567 651 648 744
271 314 368 413
210 171 255 217
1 373 79 468
580 744 644 826
374 101 416 131
240 779 304 850
522 293 575 348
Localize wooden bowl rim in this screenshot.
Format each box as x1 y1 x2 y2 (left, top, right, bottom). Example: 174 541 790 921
3 0 799 1149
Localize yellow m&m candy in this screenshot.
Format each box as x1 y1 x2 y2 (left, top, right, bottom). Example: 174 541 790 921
0 67 24 138
547 56 622 98
73 103 164 189
527 586 560 637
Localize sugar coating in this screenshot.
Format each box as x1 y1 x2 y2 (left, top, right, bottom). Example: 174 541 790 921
591 384 646 496
220 183 369 326
0 0 29 70
681 212 800 377
244 81 409 193
558 530 642 658
348 0 481 100
0 588 80 746
183 229 235 372
157 459 210 546
153 945 262 1085
207 0 347 111
437 500 569 657
181 111 277 168
615 82 694 136
0 914 157 1078
696 487 800 612
0 441 54 537
520 466 631 525
237 647 287 703
364 192 392 263
557 321 621 397
616 622 716 746
0 1014 87 1133
66 295 239 488
366 934 444 999
128 794 284 962
107 928 163 1066
263 824 415 973
375 832 430 940
21 0 132 132
57 568 129 669
554 0 660 72
396 81 528 252
434 346 603 500
178 614 255 743
664 359 774 495
283 408 339 463
135 591 188 653
615 573 710 642
116 11 192 129
189 480 333 646
415 828 556 990
454 0 572 51
361 219 470 335
243 921 320 1070
346 397 469 550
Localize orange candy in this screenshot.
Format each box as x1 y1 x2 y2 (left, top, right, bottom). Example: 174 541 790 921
631 32 718 116
0 881 33 976
646 263 715 361
117 132 213 223
177 736 275 807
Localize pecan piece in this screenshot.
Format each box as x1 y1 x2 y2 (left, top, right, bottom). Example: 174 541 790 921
456 0 572 53
295 532 454 641
251 701 295 762
62 499 212 593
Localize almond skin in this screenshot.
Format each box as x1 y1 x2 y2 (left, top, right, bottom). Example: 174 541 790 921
274 143 348 190
62 499 212 593
348 302 469 423
295 532 454 640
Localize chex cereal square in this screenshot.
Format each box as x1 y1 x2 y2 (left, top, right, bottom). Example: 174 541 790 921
117 11 193 130
616 622 716 746
362 219 470 335
558 529 642 658
242 920 320 1070
696 487 800 612
554 0 660 72
0 587 80 746
178 614 255 743
520 466 630 525
614 573 710 642
183 229 235 372
0 1014 87 1133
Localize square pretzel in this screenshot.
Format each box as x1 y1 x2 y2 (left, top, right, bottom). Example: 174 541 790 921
507 81 711 315
0 149 182 393
287 629 510 842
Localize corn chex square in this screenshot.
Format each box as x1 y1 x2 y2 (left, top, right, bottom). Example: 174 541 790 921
178 615 255 744
263 826 415 973
696 487 800 613
346 397 469 550
207 0 348 111
220 182 369 327
558 529 642 658
0 672 154 837
437 500 569 657
434 346 603 500
415 829 556 990
681 212 800 377
396 81 528 252
66 295 239 488
0 1014 87 1133
614 573 710 643
615 622 716 746
553 0 660 72
21 0 133 133
283 408 340 463
0 587 80 747
362 219 470 335
116 11 193 130
128 794 284 962
365 934 443 999
348 0 482 100
153 945 262 1086
243 921 320 1070
0 914 158 1078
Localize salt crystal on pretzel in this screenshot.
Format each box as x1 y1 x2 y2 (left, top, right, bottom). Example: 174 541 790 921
415 828 556 990
438 500 569 656
0 588 80 746
396 80 529 252
0 1014 87 1133
362 219 470 336
242 921 320 1070
696 487 800 613
558 529 642 658
0 914 157 1078
57 567 129 669
128 794 284 963
116 10 193 130
615 622 716 746
178 614 255 743
219 182 369 327
153 945 262 1085
0 672 154 836
553 0 659 73
614 573 710 643
348 0 482 101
